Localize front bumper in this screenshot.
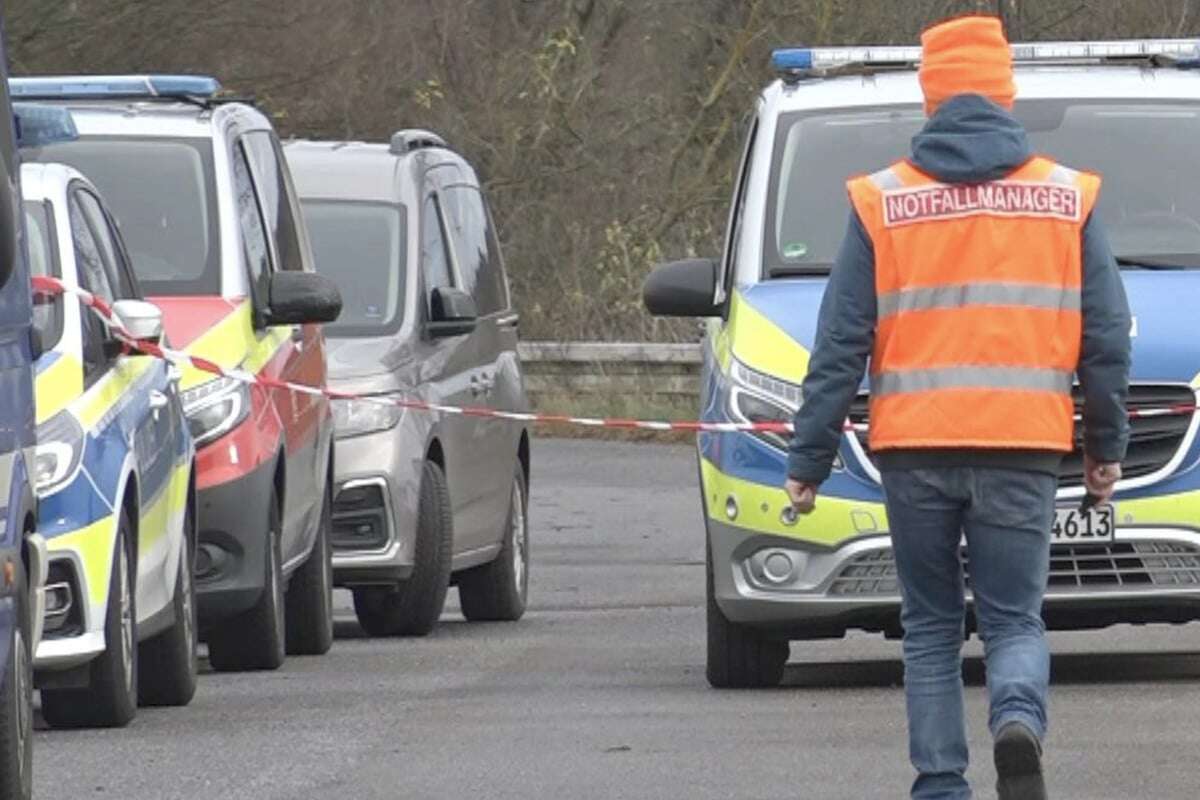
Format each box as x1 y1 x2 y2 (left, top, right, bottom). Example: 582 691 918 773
709 519 1200 639
194 456 275 626
328 427 421 587
34 524 116 673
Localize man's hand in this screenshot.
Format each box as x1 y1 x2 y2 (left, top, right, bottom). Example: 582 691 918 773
785 478 819 515
1084 455 1122 503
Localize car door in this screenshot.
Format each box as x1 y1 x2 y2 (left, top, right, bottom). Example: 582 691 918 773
241 131 327 568
439 179 519 546
70 187 172 616
417 184 491 554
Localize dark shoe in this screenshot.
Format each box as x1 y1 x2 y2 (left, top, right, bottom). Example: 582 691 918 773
994 722 1047 800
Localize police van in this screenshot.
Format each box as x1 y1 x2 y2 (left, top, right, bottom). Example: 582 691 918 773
644 39 1200 688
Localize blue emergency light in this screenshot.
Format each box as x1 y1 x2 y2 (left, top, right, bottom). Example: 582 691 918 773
13 103 78 148
9 74 222 101
772 39 1200 80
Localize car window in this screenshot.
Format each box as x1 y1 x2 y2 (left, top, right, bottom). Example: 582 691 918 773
69 193 116 304
301 200 406 338
69 196 115 381
244 131 306 272
442 185 505 315
25 200 63 351
76 189 135 299
32 136 220 295
422 194 454 294
724 117 757 301
233 141 273 296
481 195 511 312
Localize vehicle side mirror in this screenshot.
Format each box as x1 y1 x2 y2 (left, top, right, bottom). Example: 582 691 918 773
428 287 477 338
643 258 720 317
263 272 343 327
112 299 164 344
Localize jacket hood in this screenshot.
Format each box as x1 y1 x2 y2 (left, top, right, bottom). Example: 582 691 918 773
910 94 1031 184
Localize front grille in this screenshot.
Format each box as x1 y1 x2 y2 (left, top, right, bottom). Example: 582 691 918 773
830 540 1200 597
848 384 1196 487
331 483 391 551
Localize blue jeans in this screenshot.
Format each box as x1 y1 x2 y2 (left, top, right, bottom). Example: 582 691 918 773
882 467 1056 800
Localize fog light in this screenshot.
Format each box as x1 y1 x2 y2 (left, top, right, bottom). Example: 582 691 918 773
763 552 795 584
195 544 226 580
725 496 739 521
781 506 799 527
747 547 809 589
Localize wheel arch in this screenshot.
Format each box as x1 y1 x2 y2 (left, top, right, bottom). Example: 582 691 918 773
518 430 530 483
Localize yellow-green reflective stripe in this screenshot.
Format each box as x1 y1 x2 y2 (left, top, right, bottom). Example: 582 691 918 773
725 290 811 384
46 515 118 609
872 366 1073 398
877 283 1081 319
701 458 887 547
35 354 85 425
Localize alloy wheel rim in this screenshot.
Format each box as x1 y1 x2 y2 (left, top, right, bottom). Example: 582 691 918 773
511 479 527 593
14 628 29 784
119 546 134 691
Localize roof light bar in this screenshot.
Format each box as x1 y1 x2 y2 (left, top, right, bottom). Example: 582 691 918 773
12 103 79 148
773 38 1200 80
9 75 222 101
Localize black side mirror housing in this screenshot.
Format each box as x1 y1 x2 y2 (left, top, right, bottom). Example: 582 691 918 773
428 287 478 338
642 258 721 317
262 272 343 327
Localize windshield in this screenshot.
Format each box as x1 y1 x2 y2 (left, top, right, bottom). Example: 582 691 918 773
30 136 221 295
25 200 63 351
301 200 406 337
768 99 1200 274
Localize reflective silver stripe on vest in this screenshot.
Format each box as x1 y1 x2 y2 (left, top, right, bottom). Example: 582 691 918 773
871 366 1074 397
877 283 1082 319
1045 164 1079 186
867 167 904 191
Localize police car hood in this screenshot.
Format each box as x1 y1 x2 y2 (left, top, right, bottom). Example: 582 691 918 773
735 275 1200 388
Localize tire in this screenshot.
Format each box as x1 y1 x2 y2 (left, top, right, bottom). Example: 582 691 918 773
207 488 286 672
352 460 451 637
705 539 787 689
459 463 529 622
137 502 198 707
43 516 138 728
284 476 334 656
0 561 32 800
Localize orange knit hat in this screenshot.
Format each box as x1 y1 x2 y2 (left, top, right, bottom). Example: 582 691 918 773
919 15 1016 116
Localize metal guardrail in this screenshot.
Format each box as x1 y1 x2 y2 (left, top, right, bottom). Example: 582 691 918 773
518 341 703 404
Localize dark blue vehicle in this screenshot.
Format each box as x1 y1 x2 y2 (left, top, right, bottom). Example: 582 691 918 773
0 24 56 800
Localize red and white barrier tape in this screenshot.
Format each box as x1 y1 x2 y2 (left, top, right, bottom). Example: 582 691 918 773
31 276 1199 434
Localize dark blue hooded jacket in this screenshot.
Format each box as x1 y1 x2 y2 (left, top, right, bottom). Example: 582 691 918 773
787 94 1133 484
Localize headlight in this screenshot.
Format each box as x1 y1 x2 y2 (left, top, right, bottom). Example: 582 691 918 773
332 397 403 439
729 359 799 451
728 359 844 470
181 376 251 447
35 410 85 497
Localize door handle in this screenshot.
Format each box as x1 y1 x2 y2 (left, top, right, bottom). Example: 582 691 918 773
150 390 170 412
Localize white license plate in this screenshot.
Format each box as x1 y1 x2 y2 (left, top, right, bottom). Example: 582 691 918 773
1052 504 1115 544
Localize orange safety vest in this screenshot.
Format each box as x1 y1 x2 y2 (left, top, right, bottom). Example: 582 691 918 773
846 156 1101 453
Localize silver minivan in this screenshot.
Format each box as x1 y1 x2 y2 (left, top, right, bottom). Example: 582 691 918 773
285 132 531 636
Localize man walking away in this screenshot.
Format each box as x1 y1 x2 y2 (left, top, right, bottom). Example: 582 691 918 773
783 15 1132 800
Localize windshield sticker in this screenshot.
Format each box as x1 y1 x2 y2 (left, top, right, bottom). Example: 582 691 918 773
782 242 809 260
883 181 1081 228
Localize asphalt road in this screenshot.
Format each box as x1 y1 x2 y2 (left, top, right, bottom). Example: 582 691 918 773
34 439 1200 799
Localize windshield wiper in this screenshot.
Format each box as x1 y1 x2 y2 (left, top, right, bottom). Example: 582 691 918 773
1115 255 1198 270
768 263 833 278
